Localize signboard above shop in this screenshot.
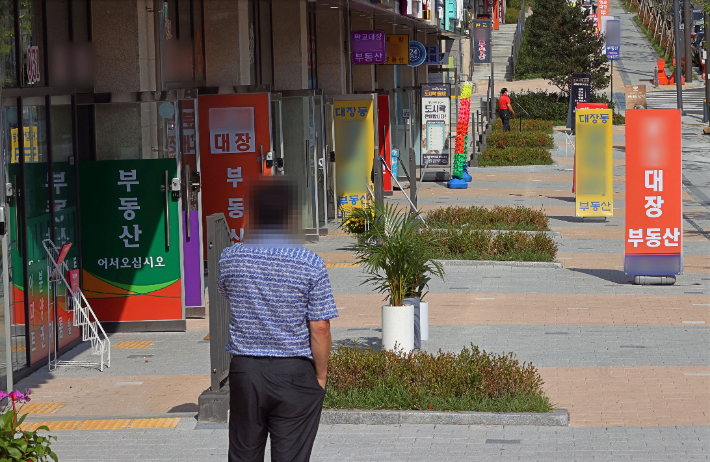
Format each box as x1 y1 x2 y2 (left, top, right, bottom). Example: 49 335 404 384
385 35 409 65
408 41 426 67
351 30 386 65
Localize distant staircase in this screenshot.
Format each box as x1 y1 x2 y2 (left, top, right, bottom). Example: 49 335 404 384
42 239 110 372
471 24 518 84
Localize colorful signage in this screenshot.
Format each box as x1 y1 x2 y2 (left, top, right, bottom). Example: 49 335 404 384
625 110 683 276
378 95 392 192
575 108 613 217
424 44 440 65
385 35 409 65
567 73 591 131
625 85 647 109
421 85 451 166
10 127 39 163
198 94 271 246
408 41 427 67
473 20 492 64
26 45 40 84
79 159 182 323
351 30 386 65
606 19 620 59
333 98 375 210
598 0 609 20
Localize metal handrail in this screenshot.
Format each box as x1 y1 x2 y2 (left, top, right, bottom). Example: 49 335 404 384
511 1 526 80
42 239 110 372
206 214 232 392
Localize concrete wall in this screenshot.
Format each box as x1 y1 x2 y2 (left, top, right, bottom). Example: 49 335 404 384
272 0 308 90
203 0 251 86
316 7 347 95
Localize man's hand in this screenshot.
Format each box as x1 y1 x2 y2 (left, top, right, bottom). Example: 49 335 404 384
309 319 332 391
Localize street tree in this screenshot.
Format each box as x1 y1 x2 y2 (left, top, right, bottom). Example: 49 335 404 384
521 0 610 94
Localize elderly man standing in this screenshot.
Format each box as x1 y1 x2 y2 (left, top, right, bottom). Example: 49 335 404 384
218 178 338 462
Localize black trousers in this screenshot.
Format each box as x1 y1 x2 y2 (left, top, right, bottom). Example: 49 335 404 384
500 109 511 132
229 356 326 462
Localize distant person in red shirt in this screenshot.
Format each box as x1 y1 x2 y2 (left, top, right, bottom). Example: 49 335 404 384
499 88 516 132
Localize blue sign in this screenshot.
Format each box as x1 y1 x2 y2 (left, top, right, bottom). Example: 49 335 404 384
408 41 427 67
606 20 620 60
424 44 440 65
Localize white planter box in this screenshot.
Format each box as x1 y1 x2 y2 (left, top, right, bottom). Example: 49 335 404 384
381 305 415 352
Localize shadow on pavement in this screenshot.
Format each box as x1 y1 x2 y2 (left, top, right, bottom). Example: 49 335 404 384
569 268 634 284
333 336 382 351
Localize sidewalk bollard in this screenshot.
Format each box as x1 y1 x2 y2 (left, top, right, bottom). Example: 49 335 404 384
654 66 659 88
704 99 708 123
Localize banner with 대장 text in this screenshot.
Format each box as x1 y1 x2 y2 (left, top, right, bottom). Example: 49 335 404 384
333 98 374 210
575 108 613 217
625 109 683 275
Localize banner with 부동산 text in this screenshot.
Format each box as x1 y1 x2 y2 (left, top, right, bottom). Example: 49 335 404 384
333 99 374 210
625 109 683 276
575 108 613 217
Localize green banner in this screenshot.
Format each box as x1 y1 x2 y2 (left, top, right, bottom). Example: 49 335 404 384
79 159 182 322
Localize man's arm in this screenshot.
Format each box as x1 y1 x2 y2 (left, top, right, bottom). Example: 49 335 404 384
309 320 331 390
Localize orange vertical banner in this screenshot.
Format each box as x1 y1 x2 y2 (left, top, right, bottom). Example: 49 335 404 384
624 109 683 275
198 93 272 251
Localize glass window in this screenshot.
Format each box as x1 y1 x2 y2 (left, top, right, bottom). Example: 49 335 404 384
18 0 46 87
0 0 17 87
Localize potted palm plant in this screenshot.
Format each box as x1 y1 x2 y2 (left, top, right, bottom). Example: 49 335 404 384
344 203 444 352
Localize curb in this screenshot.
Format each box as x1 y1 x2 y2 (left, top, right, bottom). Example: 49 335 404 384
437 259 563 269
320 408 569 426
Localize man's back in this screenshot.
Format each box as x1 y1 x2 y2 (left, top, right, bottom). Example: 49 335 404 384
218 243 337 359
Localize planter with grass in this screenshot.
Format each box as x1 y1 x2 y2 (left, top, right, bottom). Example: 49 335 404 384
479 146 553 166
325 343 553 413
345 204 444 352
427 205 549 231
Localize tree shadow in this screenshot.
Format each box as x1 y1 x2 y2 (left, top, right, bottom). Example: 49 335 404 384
569 267 634 284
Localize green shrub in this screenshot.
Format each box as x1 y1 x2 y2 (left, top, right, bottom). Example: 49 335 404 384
487 130 554 149
506 91 623 125
505 7 519 24
492 118 553 133
479 147 553 166
426 205 549 231
325 343 553 412
423 229 558 262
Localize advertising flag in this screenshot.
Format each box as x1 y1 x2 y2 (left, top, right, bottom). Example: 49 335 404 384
575 108 613 217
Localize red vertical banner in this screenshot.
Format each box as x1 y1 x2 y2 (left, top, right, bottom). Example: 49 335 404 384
378 95 392 192
625 109 683 275
198 94 271 250
493 0 499 30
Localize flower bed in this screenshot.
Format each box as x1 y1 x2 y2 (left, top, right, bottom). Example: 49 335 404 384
492 118 553 133
487 130 555 150
324 344 553 413
479 147 553 167
426 206 549 231
423 228 558 262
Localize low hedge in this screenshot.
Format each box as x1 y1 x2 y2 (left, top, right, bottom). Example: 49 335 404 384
423 228 558 262
479 146 553 166
508 91 625 125
492 118 553 133
504 7 519 24
487 130 554 150
427 205 549 231
325 344 553 412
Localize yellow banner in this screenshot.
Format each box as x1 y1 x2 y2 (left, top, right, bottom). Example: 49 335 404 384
10 127 39 163
575 109 613 217
385 35 409 65
333 100 374 210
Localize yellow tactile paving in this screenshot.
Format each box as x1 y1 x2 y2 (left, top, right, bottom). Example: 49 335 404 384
128 418 180 429
112 341 155 349
19 402 66 414
19 418 181 431
77 419 131 430
325 263 360 268
19 421 81 431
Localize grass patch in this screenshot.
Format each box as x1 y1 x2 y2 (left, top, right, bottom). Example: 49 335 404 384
423 229 558 261
426 205 549 231
325 344 554 413
492 118 553 133
479 147 553 166
488 130 555 150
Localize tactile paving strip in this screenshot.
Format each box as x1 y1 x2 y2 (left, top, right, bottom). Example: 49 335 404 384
78 419 131 430
112 341 155 349
128 418 180 429
19 402 66 414
325 263 360 268
19 421 81 431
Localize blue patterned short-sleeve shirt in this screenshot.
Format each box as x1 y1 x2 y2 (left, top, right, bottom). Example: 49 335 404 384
217 241 338 359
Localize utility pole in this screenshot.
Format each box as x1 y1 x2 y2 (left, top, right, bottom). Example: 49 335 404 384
673 0 685 114
684 0 692 82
